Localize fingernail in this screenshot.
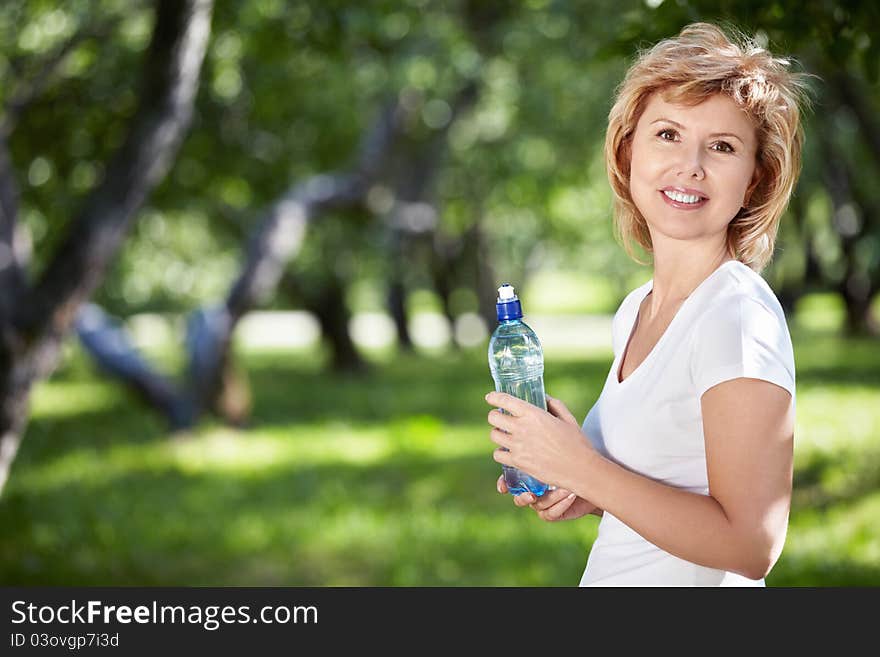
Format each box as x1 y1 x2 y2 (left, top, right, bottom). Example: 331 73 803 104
567 493 576 500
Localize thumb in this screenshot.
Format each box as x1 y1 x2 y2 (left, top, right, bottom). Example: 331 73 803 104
546 394 578 425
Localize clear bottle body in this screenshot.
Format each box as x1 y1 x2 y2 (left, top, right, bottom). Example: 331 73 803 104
488 318 550 497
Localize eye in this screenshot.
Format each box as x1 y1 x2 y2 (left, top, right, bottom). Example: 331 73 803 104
656 128 678 141
712 141 735 153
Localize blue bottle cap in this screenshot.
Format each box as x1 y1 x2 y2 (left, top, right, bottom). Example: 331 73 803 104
496 283 523 321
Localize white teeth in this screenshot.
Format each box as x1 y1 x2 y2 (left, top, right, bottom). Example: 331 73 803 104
663 190 703 204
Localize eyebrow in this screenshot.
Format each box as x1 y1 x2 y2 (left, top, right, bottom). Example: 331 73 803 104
650 118 746 144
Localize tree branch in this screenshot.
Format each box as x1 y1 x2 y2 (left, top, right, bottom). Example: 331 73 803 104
16 0 213 359
383 81 479 349
75 304 194 428
225 98 414 320
184 98 415 416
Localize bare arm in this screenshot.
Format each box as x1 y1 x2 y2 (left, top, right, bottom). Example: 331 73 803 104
561 378 794 579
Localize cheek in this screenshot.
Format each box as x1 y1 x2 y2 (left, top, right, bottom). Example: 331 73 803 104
738 165 757 200
628 141 661 186
719 165 754 209
628 153 658 203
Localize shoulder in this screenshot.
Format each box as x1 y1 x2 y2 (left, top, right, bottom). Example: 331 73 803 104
688 262 796 399
694 261 790 335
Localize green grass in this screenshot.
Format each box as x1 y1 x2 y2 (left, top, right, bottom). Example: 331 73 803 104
0 317 878 586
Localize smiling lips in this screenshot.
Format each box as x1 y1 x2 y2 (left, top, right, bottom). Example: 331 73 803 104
660 187 709 209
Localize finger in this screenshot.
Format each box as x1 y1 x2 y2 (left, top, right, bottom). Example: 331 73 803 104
531 488 572 511
545 395 578 425
485 391 531 417
489 428 514 449
540 493 577 521
514 492 536 507
530 489 567 511
493 447 513 466
487 408 516 433
497 475 508 494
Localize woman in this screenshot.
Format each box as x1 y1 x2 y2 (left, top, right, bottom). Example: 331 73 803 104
485 22 812 586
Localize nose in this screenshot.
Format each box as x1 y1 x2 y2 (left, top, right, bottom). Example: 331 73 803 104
676 146 705 180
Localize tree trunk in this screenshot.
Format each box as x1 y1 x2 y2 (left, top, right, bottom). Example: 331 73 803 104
188 100 412 416
66 9 497 433
72 90 451 429
76 304 194 427
16 0 213 342
0 137 25 325
387 274 414 352
430 232 462 349
0 344 33 492
840 279 877 336
0 0 213 496
280 270 367 374
821 71 880 336
818 116 879 336
381 81 479 352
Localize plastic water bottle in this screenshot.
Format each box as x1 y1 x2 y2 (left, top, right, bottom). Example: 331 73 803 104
488 283 550 497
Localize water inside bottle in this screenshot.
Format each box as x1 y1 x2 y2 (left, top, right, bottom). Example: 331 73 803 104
496 372 550 497
488 287 550 498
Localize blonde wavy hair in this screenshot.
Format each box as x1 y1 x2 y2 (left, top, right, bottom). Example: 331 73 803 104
605 22 813 272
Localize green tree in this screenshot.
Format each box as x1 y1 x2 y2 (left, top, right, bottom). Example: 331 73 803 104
0 0 214 494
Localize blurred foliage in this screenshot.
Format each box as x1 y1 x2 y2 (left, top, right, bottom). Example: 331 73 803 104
4 1 878 323
1 303 878 585
2 0 878 587
4 0 658 319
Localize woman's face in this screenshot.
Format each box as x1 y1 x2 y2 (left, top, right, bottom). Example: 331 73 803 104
628 92 758 247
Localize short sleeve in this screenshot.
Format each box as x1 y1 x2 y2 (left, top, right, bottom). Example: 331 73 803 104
690 296 795 400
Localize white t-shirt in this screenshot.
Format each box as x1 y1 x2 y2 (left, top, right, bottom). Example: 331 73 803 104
579 259 796 587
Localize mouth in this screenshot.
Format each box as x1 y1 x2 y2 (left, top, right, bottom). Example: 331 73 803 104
659 189 709 210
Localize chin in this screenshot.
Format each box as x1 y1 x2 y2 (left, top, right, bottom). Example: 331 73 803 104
647 209 702 230
647 208 731 238
645 215 719 244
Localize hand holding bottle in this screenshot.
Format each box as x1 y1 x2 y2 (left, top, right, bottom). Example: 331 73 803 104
493 392 601 520
497 476 599 521
486 390 599 501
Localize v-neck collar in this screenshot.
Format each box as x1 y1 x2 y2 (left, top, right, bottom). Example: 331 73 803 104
615 260 739 386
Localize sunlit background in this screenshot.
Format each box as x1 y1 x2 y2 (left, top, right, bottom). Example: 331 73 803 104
0 0 878 586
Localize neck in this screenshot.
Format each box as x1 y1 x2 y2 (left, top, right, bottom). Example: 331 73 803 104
645 241 733 321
